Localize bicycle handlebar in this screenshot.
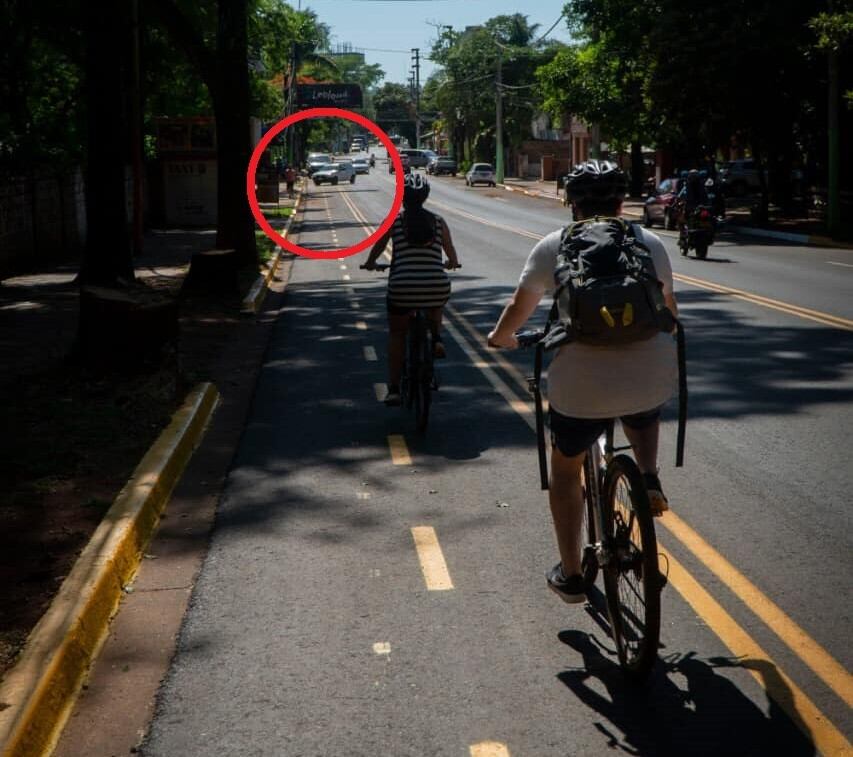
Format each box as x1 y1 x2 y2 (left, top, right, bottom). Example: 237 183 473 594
515 329 545 348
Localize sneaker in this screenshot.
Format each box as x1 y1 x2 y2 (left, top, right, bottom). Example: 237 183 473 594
384 386 401 407
643 472 669 516
433 339 446 359
546 563 586 605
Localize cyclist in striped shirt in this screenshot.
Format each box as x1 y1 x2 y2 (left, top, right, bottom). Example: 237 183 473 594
362 174 461 406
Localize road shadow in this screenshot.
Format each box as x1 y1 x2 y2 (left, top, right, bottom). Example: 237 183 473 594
556 627 816 756
447 283 853 423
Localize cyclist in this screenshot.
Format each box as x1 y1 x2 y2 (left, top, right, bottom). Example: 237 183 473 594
487 160 678 604
362 174 460 406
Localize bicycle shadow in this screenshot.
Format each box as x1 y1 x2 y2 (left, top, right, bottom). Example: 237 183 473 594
556 593 816 756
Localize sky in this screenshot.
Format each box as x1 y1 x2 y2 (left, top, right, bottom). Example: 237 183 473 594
301 0 573 84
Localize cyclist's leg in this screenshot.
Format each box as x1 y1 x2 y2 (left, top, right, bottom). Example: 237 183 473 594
426 306 445 357
549 446 586 576
549 411 608 577
620 408 668 514
387 306 409 391
620 409 659 473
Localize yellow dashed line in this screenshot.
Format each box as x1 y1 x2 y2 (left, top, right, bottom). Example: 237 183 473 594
387 434 412 465
373 642 391 656
411 526 454 591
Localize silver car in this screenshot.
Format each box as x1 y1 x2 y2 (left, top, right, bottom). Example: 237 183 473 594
466 162 496 187
352 157 370 175
313 161 356 186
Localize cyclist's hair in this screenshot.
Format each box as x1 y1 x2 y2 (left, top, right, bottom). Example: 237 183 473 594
402 174 434 245
573 197 623 218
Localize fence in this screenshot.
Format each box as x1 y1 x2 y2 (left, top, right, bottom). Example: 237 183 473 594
0 168 87 277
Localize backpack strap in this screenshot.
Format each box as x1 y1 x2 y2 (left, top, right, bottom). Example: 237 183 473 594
674 318 688 467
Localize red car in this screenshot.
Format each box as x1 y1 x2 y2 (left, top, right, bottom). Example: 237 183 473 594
642 178 682 230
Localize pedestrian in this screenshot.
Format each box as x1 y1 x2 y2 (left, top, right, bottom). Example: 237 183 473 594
284 165 297 199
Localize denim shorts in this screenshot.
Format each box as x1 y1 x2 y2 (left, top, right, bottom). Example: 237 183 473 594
549 407 661 458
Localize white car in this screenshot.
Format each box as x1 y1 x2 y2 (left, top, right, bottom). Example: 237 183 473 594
313 162 356 185
352 157 370 175
466 163 496 187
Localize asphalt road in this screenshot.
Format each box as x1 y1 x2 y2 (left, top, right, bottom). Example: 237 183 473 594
140 150 853 756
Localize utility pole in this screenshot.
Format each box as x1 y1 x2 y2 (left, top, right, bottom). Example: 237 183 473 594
495 46 504 184
411 48 421 148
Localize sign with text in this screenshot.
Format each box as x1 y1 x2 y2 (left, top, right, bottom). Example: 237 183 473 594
296 84 363 109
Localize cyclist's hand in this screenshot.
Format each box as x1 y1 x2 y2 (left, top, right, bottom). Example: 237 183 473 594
487 330 518 350
445 259 461 270
360 261 376 271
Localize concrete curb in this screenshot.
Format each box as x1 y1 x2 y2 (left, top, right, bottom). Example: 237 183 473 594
0 383 220 757
242 184 304 315
500 182 853 248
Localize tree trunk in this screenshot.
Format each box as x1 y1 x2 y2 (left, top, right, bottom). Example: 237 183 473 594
214 0 257 268
79 0 135 286
630 141 644 197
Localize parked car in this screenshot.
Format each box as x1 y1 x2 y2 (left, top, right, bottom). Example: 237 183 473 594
352 157 370 175
427 156 458 176
718 159 762 196
389 153 411 174
306 153 332 175
466 163 496 187
642 177 682 229
313 161 356 185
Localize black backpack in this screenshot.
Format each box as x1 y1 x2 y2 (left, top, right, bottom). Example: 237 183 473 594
543 217 675 350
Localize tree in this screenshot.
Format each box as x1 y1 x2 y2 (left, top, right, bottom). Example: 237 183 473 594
150 0 259 267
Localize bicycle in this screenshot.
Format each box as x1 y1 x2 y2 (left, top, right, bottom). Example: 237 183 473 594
364 263 438 433
517 328 686 681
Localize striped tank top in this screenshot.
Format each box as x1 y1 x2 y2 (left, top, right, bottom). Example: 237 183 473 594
387 212 451 309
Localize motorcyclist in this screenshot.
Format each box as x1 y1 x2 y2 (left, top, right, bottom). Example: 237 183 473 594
676 169 710 226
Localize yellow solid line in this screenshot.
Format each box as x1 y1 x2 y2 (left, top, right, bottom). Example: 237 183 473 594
445 311 852 746
443 319 535 432
661 511 853 708
387 434 412 466
673 272 853 330
411 526 454 590
470 742 510 757
447 304 532 393
660 544 852 756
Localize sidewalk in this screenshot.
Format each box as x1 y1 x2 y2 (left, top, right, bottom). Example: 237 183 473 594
502 177 849 248
0 190 298 683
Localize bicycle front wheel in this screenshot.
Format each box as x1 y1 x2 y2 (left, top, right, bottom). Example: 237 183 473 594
601 455 661 681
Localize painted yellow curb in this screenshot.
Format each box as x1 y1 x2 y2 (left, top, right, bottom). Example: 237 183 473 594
0 382 220 757
242 183 304 314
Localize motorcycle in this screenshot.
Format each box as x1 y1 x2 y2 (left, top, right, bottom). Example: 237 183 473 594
678 204 716 260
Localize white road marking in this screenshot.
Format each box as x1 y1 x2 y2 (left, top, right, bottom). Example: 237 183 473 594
364 346 378 361
828 261 853 268
373 642 391 656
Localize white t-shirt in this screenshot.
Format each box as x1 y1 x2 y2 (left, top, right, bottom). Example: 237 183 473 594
518 224 678 418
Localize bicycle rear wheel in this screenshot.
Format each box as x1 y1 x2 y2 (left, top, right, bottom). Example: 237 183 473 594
414 320 433 432
601 454 661 681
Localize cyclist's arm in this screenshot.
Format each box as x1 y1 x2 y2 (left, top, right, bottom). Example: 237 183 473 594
487 286 542 349
363 229 392 269
439 218 460 268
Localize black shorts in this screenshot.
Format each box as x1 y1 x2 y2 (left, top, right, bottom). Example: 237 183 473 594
549 407 661 458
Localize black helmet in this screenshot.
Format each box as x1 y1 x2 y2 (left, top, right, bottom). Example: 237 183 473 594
403 172 430 206
564 160 627 203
